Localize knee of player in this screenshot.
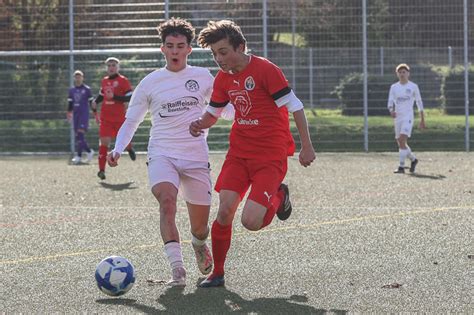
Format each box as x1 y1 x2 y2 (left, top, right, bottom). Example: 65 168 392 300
241 216 261 231
217 202 236 220
156 194 177 213
190 225 209 239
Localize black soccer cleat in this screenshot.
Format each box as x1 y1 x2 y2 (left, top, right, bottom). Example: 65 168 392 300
127 148 136 161
393 167 405 174
276 183 292 221
409 159 418 173
97 170 106 180
198 274 225 288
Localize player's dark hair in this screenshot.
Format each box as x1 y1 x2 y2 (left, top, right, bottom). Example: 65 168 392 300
157 17 195 45
197 20 247 51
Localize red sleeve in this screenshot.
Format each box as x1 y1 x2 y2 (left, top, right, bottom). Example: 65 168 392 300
120 76 132 94
209 71 229 107
262 60 290 98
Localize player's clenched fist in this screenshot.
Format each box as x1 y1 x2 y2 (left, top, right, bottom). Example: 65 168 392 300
189 119 204 137
299 147 316 167
107 151 121 167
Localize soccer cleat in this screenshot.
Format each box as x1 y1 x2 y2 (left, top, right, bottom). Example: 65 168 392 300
97 170 106 180
409 159 418 173
71 155 81 165
198 273 225 288
167 267 186 287
85 149 95 163
394 167 405 174
127 148 136 161
192 243 213 275
276 183 292 221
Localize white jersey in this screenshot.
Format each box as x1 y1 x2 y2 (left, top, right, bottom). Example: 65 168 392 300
114 65 232 162
387 81 424 120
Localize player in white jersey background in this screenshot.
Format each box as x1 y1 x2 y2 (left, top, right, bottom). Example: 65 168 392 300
106 18 234 287
387 63 426 173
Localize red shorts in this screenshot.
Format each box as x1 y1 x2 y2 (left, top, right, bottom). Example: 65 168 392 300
215 155 288 209
99 120 124 138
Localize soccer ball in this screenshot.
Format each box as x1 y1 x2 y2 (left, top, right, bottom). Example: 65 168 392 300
95 256 136 296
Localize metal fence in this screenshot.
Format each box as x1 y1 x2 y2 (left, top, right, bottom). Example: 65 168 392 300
0 0 472 153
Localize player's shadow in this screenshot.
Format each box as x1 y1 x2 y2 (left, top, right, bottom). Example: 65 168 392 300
96 297 137 305
408 173 446 180
99 182 138 191
116 284 347 314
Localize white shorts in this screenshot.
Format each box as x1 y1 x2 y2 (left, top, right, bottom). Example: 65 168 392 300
147 155 212 206
394 118 413 139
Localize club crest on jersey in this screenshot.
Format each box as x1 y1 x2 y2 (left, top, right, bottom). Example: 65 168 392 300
229 90 252 117
112 81 119 87
185 80 200 92
406 88 411 94
244 76 255 91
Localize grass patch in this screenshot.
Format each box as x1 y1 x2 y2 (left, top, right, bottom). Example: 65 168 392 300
0 109 472 152
273 32 307 47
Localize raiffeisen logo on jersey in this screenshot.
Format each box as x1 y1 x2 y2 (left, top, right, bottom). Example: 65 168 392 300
159 96 199 117
397 95 411 103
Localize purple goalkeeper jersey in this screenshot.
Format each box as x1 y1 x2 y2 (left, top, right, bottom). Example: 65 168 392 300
68 84 93 131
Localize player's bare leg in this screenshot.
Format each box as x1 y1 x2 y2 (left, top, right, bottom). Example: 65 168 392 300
98 137 111 179
241 199 267 231
199 190 240 288
152 182 186 286
187 203 212 275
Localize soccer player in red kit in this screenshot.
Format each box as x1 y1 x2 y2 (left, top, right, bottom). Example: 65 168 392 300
92 57 136 180
189 20 316 287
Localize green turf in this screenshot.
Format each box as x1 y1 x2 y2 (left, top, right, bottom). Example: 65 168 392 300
0 109 472 152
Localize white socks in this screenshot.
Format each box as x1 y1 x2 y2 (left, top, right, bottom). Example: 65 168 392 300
406 145 416 161
399 149 409 167
192 234 207 247
164 241 184 270
191 227 209 247
399 146 417 167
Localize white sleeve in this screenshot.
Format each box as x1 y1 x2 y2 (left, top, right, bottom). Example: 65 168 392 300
205 70 214 104
387 86 395 112
206 103 235 120
274 90 304 113
113 82 149 154
220 103 235 120
414 84 424 112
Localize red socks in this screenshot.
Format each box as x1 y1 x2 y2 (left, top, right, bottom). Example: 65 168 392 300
261 188 284 228
98 145 108 172
211 220 232 276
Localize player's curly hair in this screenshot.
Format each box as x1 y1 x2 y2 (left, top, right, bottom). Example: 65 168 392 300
157 17 195 45
197 20 247 51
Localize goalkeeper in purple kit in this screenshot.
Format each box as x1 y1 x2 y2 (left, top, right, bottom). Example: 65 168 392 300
67 70 95 164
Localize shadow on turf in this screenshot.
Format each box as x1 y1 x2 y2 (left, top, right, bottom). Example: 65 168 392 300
99 182 138 191
408 173 446 180
97 286 348 314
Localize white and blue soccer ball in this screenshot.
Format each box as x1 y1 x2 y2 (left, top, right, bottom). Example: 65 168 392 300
95 256 136 296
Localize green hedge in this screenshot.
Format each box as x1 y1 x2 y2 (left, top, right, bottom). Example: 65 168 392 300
442 67 474 115
332 73 395 116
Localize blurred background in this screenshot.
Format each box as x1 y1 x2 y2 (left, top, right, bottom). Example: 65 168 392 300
0 0 472 153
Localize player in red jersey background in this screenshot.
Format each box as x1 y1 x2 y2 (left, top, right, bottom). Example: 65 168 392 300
92 57 136 180
190 20 316 287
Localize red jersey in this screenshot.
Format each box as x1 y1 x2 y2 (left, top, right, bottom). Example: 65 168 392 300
99 74 132 122
210 55 295 160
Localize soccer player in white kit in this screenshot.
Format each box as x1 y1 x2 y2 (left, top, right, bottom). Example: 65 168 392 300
106 18 234 286
387 63 426 173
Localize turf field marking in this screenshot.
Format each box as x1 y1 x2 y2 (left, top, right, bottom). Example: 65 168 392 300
0 205 470 266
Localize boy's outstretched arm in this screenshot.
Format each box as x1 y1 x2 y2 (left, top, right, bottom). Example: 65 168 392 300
292 109 316 167
189 111 218 137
